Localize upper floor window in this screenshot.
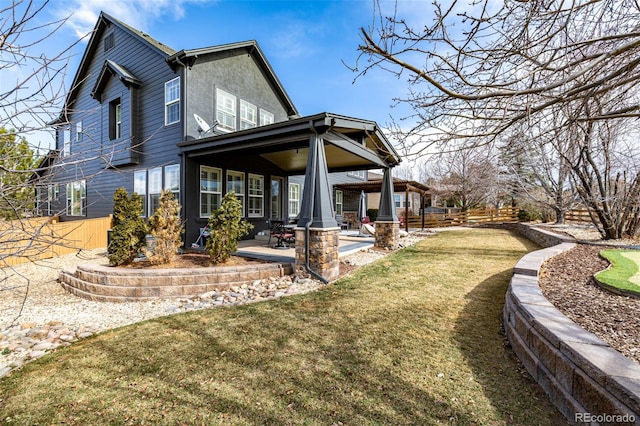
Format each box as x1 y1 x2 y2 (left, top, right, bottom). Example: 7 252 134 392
62 127 71 156
75 122 82 142
240 100 257 130
260 110 274 126
109 99 121 140
165 77 180 125
216 88 236 132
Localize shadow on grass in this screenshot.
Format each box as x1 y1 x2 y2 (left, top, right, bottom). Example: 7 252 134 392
0 227 566 424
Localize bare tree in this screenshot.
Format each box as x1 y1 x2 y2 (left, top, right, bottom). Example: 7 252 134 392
429 145 502 211
355 0 640 238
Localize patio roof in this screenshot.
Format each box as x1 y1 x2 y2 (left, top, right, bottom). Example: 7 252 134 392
177 112 401 173
335 179 431 195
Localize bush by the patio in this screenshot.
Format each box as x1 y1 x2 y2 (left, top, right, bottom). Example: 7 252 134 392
206 192 253 264
108 187 147 266
145 189 184 265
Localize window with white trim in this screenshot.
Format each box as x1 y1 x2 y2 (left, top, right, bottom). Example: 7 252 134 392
216 88 236 131
164 164 180 198
226 170 245 215
148 167 162 215
335 190 343 215
165 77 180 125
248 174 264 217
240 100 257 130
200 166 222 218
66 180 86 216
109 99 121 140
62 127 71 156
134 170 147 215
260 109 274 126
347 170 366 179
288 183 300 218
75 122 82 142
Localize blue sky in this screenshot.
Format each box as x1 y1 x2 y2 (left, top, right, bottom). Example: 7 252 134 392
15 0 432 151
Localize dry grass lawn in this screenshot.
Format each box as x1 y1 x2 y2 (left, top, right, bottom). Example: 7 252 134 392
0 228 566 425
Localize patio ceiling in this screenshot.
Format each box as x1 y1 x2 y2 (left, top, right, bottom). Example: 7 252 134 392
177 112 401 173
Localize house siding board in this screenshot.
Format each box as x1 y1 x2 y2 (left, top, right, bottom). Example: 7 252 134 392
49 18 184 220
185 51 291 141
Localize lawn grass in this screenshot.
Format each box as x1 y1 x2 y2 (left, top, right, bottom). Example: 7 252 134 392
0 228 566 425
596 249 640 294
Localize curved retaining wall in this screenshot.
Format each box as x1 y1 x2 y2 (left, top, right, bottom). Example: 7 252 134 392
60 262 294 302
505 224 640 423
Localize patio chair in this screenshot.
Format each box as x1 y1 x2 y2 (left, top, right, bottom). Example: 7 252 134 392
268 219 295 248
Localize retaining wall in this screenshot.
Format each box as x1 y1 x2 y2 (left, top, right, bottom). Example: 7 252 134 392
506 224 640 424
60 262 294 302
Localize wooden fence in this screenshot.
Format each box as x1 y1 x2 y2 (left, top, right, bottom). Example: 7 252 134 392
0 216 112 267
405 206 519 229
563 208 592 223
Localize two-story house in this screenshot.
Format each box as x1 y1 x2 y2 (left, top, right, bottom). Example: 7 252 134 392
35 12 401 255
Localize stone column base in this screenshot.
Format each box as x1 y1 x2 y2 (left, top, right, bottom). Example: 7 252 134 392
294 227 340 282
375 221 400 249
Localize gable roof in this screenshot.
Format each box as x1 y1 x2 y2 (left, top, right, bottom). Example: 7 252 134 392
91 60 141 101
52 12 175 124
167 41 298 118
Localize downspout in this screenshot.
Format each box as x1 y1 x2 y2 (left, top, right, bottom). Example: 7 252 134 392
303 122 329 284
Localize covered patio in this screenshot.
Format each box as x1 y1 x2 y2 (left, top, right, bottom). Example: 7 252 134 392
178 112 402 282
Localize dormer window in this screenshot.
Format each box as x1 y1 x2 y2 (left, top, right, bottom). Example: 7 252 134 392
109 98 121 140
165 77 180 125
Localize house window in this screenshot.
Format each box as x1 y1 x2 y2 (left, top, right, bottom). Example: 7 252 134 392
62 127 71 156
109 99 121 140
347 170 366 179
226 170 245 215
394 194 401 208
164 164 180 198
335 190 343 215
200 166 222 218
104 32 115 52
260 109 274 126
289 183 300 218
66 180 86 216
165 77 180 125
75 122 82 142
240 100 257 130
216 88 236 131
134 170 147 216
248 174 264 217
148 167 162 215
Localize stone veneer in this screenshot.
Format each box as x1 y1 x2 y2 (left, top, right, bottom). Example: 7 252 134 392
60 262 294 302
374 221 400 249
294 227 340 282
506 223 640 424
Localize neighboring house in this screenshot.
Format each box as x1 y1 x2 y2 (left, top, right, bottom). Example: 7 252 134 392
34 12 400 247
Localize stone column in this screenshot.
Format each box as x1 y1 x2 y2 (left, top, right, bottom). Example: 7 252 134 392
375 221 400 250
294 227 340 281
